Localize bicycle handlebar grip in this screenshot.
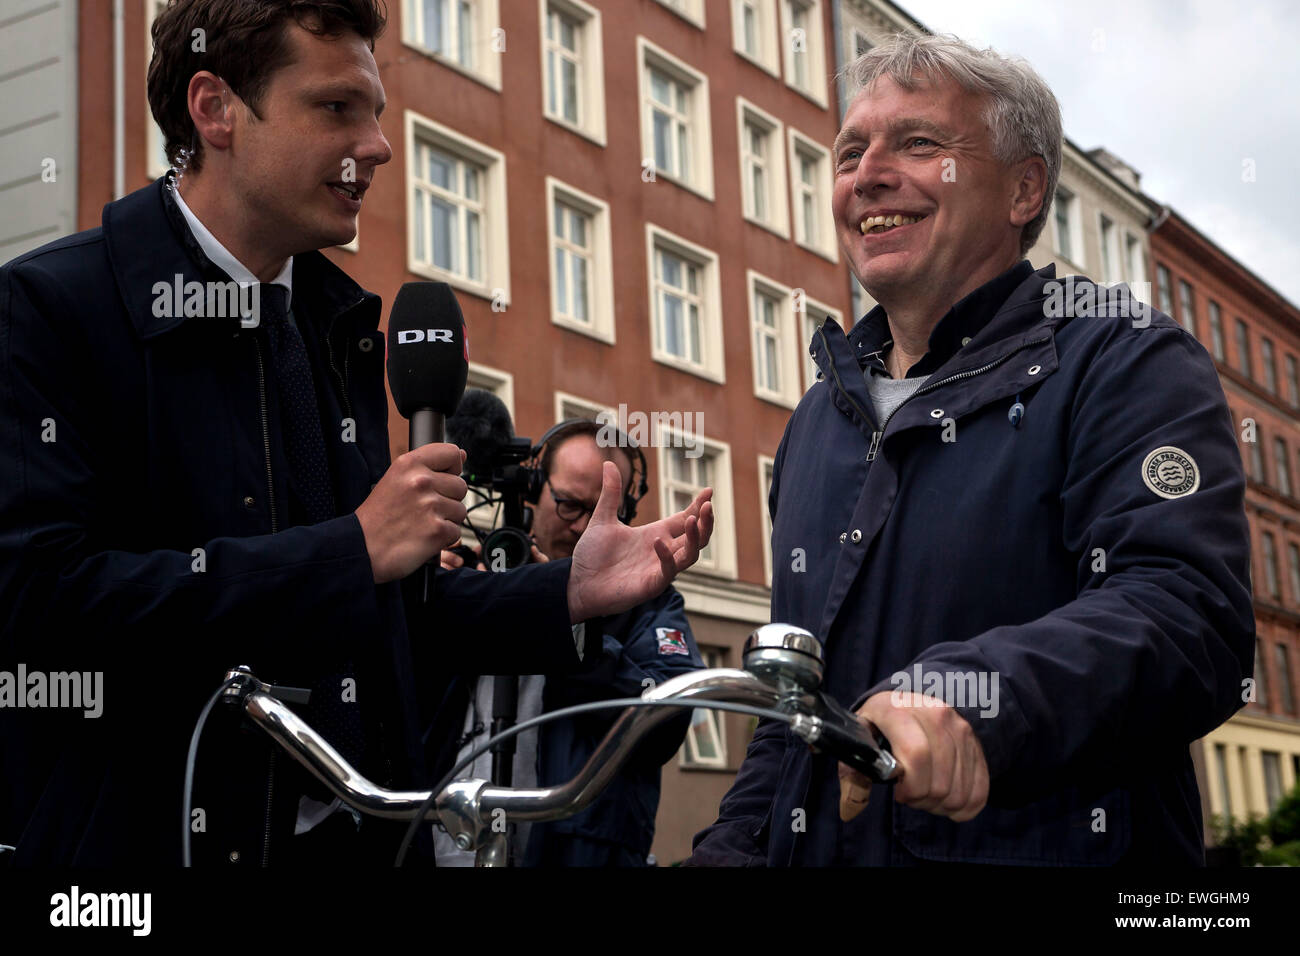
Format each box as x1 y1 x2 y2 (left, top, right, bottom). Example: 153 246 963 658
814 692 901 783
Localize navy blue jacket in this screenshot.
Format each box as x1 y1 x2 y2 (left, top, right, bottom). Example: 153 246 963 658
0 177 589 866
691 261 1254 866
523 586 702 866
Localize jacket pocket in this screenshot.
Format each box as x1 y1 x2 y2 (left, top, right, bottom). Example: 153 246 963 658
893 784 1130 865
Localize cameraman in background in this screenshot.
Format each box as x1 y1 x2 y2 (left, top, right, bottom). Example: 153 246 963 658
435 420 703 866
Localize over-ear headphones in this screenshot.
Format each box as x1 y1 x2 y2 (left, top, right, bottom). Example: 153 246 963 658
524 418 649 524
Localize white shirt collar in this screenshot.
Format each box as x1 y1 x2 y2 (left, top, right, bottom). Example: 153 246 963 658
170 179 293 310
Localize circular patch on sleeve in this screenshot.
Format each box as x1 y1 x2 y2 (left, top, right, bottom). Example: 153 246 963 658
1141 446 1200 499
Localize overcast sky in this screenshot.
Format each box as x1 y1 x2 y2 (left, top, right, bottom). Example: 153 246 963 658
891 0 1300 308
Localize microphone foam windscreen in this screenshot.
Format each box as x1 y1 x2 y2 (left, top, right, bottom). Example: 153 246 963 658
446 389 516 484
386 282 469 419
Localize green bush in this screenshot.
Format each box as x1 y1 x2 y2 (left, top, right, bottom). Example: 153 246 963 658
1209 813 1266 867
1259 840 1300 867
1266 784 1300 846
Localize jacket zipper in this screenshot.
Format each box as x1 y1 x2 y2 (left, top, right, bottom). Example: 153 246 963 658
861 334 1052 462
325 315 354 422
253 336 278 866
253 338 279 534
261 749 277 866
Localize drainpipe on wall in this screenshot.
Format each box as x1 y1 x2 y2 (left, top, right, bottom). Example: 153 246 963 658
113 0 125 199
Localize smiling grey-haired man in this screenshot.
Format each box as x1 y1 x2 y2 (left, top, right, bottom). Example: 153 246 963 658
690 33 1252 866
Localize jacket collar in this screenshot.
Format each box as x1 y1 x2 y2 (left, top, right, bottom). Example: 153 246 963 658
103 175 380 340
835 261 1059 379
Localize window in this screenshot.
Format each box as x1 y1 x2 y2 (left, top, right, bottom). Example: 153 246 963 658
1275 437 1291 496
1156 265 1173 317
801 293 843 391
1261 337 1277 394
759 455 776 587
655 0 706 28
737 98 789 236
403 0 502 89
1098 213 1119 284
1276 644 1295 714
1053 187 1082 266
1236 319 1252 378
1208 300 1225 362
1263 752 1284 813
779 0 827 106
659 434 736 578
1263 531 1281 599
1289 543 1300 604
1287 354 1299 408
747 271 801 408
1249 438 1264 483
546 177 614 343
638 38 714 200
1255 637 1269 708
646 224 724 382
733 0 779 75
406 110 510 303
789 129 837 261
1124 231 1145 286
1215 743 1233 819
1177 279 1196 337
540 0 605 145
681 648 727 767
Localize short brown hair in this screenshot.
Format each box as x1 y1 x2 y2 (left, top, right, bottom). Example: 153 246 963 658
540 420 636 497
147 0 387 174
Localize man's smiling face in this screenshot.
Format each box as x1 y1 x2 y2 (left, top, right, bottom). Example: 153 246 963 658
226 21 391 256
832 74 1029 307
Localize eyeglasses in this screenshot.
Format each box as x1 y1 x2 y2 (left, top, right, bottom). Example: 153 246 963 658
547 479 597 522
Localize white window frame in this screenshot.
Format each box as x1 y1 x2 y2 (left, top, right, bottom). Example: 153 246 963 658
405 109 511 306
545 177 615 344
747 270 801 408
402 0 502 91
778 0 828 108
645 223 725 383
658 430 736 579
758 454 776 587
800 292 843 390
637 37 715 202
680 647 728 767
1051 185 1085 269
736 97 789 237
1124 230 1146 286
1096 211 1121 285
788 128 837 262
538 0 606 146
463 362 515 531
732 0 779 77
554 390 610 426
654 0 706 29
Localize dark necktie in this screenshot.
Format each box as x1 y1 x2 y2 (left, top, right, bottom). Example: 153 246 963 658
260 284 368 773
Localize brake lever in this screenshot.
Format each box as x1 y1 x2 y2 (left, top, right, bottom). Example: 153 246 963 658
812 691 901 783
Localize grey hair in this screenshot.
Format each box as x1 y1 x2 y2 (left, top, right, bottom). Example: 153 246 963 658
842 33 1063 256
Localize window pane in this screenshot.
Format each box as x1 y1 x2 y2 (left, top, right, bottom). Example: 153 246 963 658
653 110 671 170
677 121 689 179
414 190 426 261
555 247 568 313
753 165 766 219
425 0 446 52
572 255 589 322
559 17 575 50
663 293 683 356
561 59 579 122
431 198 454 270
553 198 565 238
458 0 472 66
464 166 480 202
764 336 779 391
688 303 701 363
466 209 481 280
569 208 587 247
660 251 681 289
428 151 452 189
650 70 671 106
546 49 557 115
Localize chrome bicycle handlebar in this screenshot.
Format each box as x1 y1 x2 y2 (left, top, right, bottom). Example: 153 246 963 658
219 624 900 866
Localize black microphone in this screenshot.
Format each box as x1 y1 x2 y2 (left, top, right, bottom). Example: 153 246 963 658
386 282 469 451
386 282 469 600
